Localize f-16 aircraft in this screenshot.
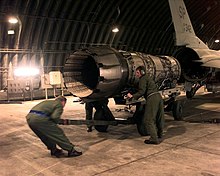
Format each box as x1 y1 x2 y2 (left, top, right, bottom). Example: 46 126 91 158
168 0 220 98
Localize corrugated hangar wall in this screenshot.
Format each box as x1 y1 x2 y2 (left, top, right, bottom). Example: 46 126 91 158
0 0 220 90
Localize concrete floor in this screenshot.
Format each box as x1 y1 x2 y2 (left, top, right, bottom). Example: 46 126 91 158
0 92 220 176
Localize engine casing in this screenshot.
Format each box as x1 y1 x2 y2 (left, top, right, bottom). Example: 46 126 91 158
63 46 181 101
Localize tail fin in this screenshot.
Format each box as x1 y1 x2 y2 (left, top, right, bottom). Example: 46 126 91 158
168 0 208 49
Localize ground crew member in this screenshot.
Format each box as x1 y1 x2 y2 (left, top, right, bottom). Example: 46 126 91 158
127 66 164 145
85 98 109 132
26 96 82 157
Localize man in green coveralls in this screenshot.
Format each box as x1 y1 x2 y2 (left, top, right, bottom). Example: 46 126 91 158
26 96 82 157
85 98 109 132
127 66 164 145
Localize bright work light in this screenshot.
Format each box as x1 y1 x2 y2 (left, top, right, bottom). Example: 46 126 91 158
8 30 15 35
14 67 40 77
8 17 18 24
112 27 119 33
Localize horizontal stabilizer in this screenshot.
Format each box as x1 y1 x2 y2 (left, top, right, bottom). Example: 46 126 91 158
202 60 220 68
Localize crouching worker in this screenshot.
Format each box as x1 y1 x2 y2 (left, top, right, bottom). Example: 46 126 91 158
26 96 82 158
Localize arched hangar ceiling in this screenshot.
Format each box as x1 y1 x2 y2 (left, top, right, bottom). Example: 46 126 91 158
0 0 220 68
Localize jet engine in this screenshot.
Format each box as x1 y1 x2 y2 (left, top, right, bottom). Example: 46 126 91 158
173 47 211 83
173 47 213 98
63 46 181 101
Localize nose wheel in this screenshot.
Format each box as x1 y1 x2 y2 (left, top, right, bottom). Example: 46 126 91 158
172 100 183 121
94 105 115 132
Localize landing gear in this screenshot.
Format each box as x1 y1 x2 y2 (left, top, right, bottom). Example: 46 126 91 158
163 90 183 121
185 82 203 99
134 104 149 136
172 100 183 121
164 98 183 121
136 119 149 136
94 104 115 132
94 109 109 132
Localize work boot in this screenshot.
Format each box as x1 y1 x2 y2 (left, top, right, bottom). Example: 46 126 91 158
158 133 164 143
158 133 163 139
68 147 82 157
144 138 160 145
50 148 64 158
87 126 92 132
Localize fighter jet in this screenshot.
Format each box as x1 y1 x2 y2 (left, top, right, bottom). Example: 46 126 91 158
168 0 220 98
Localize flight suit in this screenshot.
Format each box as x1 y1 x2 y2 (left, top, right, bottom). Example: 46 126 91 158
26 99 74 151
133 74 164 143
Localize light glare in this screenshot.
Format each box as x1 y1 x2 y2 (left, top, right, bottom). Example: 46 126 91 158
112 27 119 33
215 39 219 43
8 17 18 24
14 67 40 77
8 30 15 35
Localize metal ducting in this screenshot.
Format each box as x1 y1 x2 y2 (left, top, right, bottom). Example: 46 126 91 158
63 46 181 101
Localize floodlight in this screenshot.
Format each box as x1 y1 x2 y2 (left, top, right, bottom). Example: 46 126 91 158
14 67 40 77
8 17 18 24
8 30 15 35
112 27 119 33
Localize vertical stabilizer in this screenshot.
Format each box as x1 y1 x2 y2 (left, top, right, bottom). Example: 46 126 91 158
168 0 208 49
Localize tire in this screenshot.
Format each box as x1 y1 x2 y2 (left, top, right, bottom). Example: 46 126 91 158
136 119 149 136
94 109 109 132
186 91 194 99
135 105 149 136
172 100 183 120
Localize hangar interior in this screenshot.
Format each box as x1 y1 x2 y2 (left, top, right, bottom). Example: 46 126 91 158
0 1 220 175
0 0 220 100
